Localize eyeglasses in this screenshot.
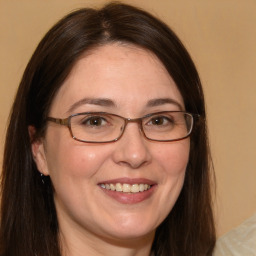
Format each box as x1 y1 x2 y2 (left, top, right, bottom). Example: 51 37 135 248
47 111 199 143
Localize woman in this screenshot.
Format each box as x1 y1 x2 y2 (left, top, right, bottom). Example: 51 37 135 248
0 2 215 256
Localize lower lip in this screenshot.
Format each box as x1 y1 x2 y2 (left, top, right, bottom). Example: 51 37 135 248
99 185 156 204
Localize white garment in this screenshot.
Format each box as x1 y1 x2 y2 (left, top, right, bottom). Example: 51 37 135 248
213 213 256 256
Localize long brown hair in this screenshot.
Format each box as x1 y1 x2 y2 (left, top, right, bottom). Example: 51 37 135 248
0 2 215 256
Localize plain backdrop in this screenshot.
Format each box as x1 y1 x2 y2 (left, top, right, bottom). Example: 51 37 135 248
0 0 255 237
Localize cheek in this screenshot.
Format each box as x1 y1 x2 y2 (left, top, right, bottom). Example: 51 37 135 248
44 130 111 180
157 140 190 177
155 140 189 206
147 140 190 224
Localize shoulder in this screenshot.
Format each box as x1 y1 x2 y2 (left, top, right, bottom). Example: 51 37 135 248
213 213 256 256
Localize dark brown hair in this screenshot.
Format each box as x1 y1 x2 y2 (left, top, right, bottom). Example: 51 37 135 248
0 2 215 256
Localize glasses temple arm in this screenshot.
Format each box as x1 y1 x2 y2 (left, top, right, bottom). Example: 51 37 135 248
47 117 69 126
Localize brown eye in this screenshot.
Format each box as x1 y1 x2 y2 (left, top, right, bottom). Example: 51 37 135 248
81 116 107 127
149 116 173 126
151 117 164 125
89 117 103 126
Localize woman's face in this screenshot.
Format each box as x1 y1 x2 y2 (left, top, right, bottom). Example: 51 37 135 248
33 44 190 243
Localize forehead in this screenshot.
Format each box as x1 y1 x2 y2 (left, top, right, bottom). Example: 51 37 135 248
49 43 184 116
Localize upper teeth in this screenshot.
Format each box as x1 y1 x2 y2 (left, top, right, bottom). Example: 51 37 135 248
100 183 151 193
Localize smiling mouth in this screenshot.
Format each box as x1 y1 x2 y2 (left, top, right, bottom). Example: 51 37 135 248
99 183 151 193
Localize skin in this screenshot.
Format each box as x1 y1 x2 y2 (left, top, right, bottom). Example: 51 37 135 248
32 43 190 256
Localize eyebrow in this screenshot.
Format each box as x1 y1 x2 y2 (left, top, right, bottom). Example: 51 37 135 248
146 98 183 110
67 97 183 113
67 98 116 113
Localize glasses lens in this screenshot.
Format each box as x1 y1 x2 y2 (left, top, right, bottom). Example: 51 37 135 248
142 112 193 141
70 113 124 142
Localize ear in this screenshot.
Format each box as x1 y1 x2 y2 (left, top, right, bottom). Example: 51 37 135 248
28 125 50 176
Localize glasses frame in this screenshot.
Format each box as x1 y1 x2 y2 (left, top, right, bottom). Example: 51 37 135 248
47 111 200 143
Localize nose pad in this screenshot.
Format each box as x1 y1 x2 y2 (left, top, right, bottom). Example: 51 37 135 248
112 123 151 169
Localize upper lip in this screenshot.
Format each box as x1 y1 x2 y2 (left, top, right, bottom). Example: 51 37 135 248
98 177 156 185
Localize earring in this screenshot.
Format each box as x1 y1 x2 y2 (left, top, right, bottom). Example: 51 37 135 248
40 173 45 184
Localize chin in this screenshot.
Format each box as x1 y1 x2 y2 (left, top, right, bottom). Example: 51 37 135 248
102 218 157 241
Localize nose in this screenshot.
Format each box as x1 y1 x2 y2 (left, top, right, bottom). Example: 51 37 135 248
112 123 152 169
